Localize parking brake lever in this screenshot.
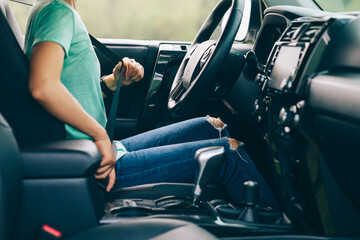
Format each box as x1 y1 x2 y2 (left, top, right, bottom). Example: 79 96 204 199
193 146 225 204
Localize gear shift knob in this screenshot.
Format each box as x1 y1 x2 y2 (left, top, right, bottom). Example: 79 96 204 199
243 181 259 205
193 146 225 204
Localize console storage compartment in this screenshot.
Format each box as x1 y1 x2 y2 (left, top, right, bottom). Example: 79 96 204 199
16 139 104 240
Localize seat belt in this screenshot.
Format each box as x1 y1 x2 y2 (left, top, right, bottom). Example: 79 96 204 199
89 34 123 142
90 35 123 191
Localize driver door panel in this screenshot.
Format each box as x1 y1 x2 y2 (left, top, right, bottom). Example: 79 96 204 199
95 39 189 139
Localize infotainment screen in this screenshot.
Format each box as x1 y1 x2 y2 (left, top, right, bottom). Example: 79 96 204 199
268 46 302 91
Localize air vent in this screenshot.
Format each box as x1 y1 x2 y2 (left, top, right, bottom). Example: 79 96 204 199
298 22 324 42
281 23 302 42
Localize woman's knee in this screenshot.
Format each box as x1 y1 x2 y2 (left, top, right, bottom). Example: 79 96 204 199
207 117 225 129
228 138 240 150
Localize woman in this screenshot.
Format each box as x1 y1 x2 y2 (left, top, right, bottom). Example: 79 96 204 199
25 0 278 207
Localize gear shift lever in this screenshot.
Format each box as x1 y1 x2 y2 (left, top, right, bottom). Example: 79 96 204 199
193 146 225 204
239 181 259 222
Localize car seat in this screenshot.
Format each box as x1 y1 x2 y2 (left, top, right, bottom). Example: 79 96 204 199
0 112 217 240
0 0 66 149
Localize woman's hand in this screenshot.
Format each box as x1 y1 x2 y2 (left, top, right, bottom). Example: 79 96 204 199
103 57 144 93
93 131 117 192
114 57 144 86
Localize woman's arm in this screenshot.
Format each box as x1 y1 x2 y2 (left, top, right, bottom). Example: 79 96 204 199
29 41 116 192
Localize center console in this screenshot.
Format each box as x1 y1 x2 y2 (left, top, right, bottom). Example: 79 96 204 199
252 15 354 234
254 17 339 151
256 19 332 94
100 147 295 237
101 187 294 237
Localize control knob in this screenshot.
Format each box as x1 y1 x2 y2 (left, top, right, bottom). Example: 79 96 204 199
281 75 295 93
276 103 302 136
255 73 267 87
253 97 269 122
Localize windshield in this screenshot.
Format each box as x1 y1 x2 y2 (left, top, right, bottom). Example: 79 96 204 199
314 0 360 12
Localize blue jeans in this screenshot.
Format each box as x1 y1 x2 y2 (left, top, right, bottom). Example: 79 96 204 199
114 116 278 208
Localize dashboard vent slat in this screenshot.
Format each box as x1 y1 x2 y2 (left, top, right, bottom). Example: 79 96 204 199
298 22 324 42
281 23 302 42
281 21 325 42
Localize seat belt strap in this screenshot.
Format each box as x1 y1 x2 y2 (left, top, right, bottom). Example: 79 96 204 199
89 34 123 142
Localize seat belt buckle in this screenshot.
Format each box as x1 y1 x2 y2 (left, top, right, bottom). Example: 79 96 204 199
37 224 62 240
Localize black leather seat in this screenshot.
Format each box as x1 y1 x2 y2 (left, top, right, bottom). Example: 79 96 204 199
65 219 213 240
0 0 66 149
0 113 217 240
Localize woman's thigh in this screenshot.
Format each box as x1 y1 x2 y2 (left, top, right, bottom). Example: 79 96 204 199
113 137 230 189
120 116 229 151
114 137 278 208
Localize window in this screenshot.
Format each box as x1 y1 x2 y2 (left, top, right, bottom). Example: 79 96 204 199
7 0 219 41
6 0 32 34
78 0 218 41
314 0 360 12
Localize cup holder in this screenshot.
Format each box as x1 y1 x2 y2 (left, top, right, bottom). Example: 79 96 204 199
111 207 152 217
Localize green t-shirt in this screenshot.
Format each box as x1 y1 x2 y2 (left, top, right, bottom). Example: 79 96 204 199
24 0 107 140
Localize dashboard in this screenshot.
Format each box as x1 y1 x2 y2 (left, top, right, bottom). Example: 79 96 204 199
140 6 360 236
225 6 360 236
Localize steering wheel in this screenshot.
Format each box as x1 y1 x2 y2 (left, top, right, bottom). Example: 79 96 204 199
168 0 245 116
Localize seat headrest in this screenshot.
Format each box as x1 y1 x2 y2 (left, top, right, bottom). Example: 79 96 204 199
0 0 24 49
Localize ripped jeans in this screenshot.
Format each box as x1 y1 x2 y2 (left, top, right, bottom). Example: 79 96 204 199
114 116 278 208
